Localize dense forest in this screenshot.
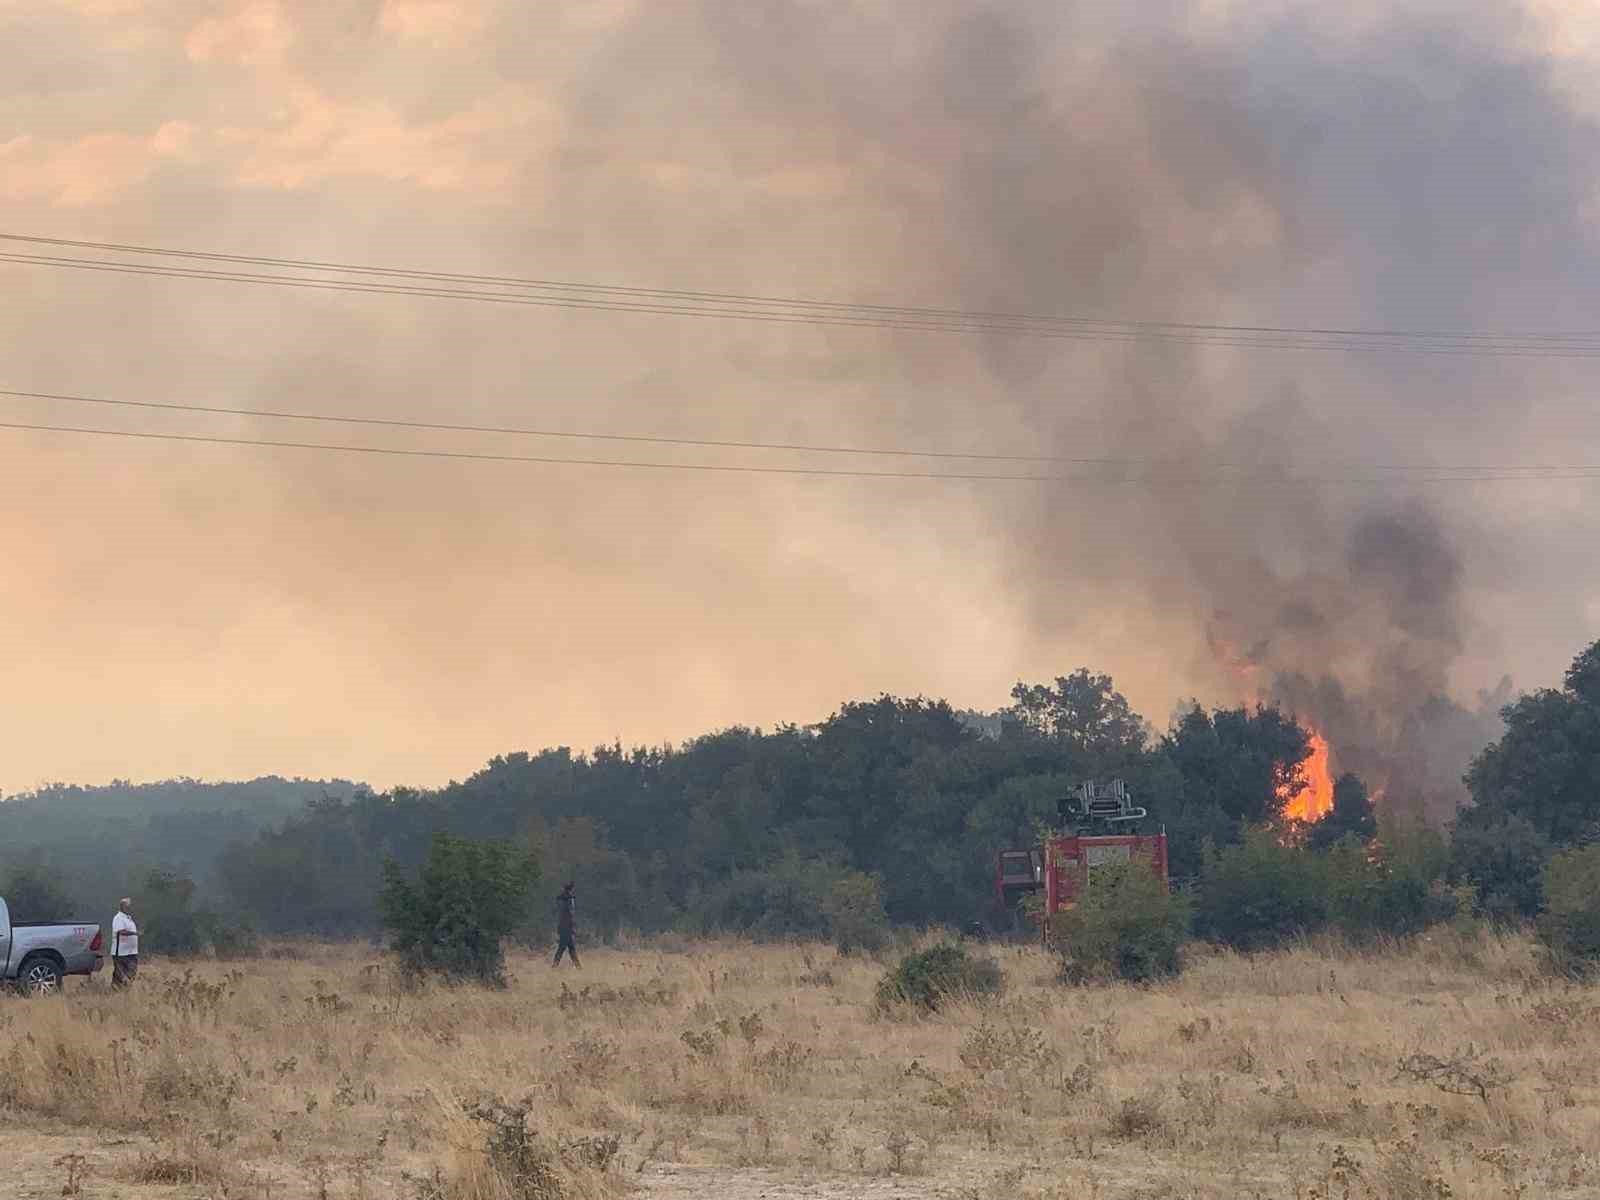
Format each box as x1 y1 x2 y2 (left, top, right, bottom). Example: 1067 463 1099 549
4 643 1598 950
0 778 358 932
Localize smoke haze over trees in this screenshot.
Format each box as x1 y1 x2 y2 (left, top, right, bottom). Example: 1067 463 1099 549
0 778 357 923
4 637 1598 945
7 670 1308 935
3 3 1600 811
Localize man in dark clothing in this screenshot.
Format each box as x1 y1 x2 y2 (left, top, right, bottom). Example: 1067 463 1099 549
553 881 579 967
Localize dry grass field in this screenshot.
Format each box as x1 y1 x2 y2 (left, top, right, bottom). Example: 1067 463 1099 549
2 930 1598 1199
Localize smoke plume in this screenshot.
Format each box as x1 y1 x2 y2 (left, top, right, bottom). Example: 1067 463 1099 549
2 1 1597 802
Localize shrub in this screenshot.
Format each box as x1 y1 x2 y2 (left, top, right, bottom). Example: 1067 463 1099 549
139 868 209 956
464 1100 562 1200
1193 830 1328 950
1050 860 1189 982
686 857 889 953
379 832 540 986
0 860 73 922
821 872 890 954
1321 824 1454 941
874 943 1003 1012
1448 810 1552 920
204 918 262 960
1196 822 1455 951
1537 844 1600 974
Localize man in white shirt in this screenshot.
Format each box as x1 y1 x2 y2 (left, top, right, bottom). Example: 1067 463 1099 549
111 897 139 989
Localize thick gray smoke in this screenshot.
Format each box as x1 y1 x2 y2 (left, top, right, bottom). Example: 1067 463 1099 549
591 1 1598 820
2 1 1597 795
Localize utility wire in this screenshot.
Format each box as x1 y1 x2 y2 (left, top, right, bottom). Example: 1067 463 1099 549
3 418 1600 485
8 248 1600 357
1 386 1591 474
0 387 1108 465
7 234 1600 357
5 230 1600 343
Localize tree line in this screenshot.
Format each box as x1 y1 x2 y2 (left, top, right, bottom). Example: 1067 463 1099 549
205 669 1325 943
4 642 1598 955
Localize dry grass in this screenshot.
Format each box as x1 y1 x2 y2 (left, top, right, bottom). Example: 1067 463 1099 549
1 928 1597 1198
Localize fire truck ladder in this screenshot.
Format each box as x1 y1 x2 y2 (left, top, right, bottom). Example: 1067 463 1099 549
1057 779 1147 833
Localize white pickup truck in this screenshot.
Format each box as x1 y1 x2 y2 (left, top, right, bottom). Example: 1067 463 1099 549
0 896 103 994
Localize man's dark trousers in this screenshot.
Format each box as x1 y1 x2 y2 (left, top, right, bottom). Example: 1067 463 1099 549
554 929 579 966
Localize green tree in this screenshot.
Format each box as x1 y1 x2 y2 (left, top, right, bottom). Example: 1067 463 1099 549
530 816 640 939
379 833 540 986
1537 844 1600 974
1464 638 1600 846
1307 773 1377 852
0 859 73 922
1448 810 1552 920
821 870 890 954
139 868 207 956
1050 860 1190 982
684 855 886 951
1161 704 1310 827
1193 830 1328 950
1321 823 1452 940
1007 669 1146 756
220 790 439 935
1159 800 1241 883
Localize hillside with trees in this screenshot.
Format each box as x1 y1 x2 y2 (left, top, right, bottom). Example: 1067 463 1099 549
6 641 1600 952
0 777 359 923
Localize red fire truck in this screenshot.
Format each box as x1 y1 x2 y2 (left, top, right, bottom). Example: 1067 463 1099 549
993 780 1168 939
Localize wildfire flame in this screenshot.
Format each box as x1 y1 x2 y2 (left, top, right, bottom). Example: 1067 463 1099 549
1282 731 1335 822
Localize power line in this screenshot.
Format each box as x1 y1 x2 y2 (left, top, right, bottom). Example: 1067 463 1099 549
3 417 1599 485
2 385 1592 474
0 388 1103 465
0 419 1197 480
6 230 1600 342
3 249 1398 345
7 233 1600 357
12 250 1360 346
8 248 1599 357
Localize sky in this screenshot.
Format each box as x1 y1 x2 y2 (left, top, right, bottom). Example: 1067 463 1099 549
2 0 1599 795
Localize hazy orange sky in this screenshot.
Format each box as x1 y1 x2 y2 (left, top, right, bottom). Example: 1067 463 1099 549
4 1 1600 791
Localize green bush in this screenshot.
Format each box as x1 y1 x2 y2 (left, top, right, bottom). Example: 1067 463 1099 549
139 868 209 956
204 918 262 959
874 942 1004 1012
1197 823 1455 951
379 832 541 986
1320 826 1447 935
686 857 889 953
1449 811 1552 920
1193 830 1328 950
821 872 891 955
0 860 73 922
1537 845 1600 974
1050 860 1190 982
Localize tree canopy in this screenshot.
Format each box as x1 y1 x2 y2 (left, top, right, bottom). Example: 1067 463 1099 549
1450 637 1600 916
4 657 1541 943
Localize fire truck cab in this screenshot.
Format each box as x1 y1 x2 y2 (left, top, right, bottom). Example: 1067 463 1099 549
994 848 1045 932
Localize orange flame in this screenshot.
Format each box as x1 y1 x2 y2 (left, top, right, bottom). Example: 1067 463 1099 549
1282 731 1335 822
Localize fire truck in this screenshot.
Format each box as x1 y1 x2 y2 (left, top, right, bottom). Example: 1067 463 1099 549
993 780 1169 939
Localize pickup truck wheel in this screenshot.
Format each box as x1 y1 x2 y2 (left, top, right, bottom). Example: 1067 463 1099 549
17 955 63 997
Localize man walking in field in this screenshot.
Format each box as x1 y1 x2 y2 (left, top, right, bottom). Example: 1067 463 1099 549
111 897 139 989
553 881 579 968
